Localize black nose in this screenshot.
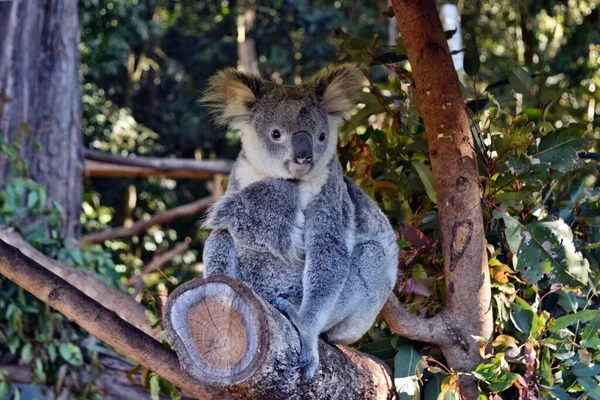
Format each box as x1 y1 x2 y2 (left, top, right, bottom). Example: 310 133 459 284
292 131 313 164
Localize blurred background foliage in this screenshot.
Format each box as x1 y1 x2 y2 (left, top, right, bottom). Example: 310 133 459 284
1 0 599 398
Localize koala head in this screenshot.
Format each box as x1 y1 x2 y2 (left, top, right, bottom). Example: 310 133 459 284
203 64 362 181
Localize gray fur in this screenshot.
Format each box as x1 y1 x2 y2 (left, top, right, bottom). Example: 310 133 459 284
202 65 398 380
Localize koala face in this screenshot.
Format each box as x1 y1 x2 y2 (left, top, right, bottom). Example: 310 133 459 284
248 95 332 179
203 65 362 181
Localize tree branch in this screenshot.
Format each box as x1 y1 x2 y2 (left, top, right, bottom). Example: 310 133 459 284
381 294 449 346
127 238 191 301
164 275 395 399
82 196 213 245
0 226 161 340
84 149 232 179
0 238 229 400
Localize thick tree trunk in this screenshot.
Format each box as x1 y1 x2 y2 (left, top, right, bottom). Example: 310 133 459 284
164 275 395 400
388 1 493 398
0 0 83 238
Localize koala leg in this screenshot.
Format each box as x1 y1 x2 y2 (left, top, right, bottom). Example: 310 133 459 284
324 240 395 344
202 229 237 278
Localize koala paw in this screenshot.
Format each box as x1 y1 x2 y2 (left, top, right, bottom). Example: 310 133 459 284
297 335 319 382
273 297 319 382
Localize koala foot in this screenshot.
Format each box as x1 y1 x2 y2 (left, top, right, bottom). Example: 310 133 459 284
273 297 319 382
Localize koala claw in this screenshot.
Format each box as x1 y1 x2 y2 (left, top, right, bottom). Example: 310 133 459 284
298 338 318 382
273 297 319 382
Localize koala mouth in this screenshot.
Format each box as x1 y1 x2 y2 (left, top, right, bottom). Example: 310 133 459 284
288 161 313 177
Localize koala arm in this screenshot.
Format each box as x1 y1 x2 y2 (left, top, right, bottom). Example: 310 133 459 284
204 179 303 263
203 229 237 277
274 197 350 380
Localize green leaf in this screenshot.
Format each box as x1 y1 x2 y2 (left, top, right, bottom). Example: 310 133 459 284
59 343 84 367
423 373 442 399
577 377 600 400
488 370 520 392
438 374 461 400
411 160 437 204
510 299 535 335
464 32 480 77
394 344 422 399
529 128 585 173
20 343 33 364
359 338 396 360
548 309 598 332
149 373 161 400
571 362 600 377
503 214 589 287
508 67 535 99
34 358 46 382
581 313 600 349
503 214 523 255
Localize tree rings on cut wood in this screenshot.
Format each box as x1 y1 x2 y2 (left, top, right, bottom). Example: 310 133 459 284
164 275 269 386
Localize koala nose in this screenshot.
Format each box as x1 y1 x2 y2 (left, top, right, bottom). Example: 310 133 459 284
292 131 313 164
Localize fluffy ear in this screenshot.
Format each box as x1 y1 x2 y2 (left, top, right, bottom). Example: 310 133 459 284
202 69 265 126
311 64 363 115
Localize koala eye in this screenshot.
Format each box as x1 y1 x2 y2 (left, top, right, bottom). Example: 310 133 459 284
271 129 282 141
318 132 326 142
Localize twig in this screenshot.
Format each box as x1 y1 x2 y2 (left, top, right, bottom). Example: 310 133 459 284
82 196 213 245
127 238 191 300
84 149 233 175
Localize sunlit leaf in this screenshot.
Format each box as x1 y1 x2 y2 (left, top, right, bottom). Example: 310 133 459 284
394 344 422 399
59 343 84 367
502 214 589 287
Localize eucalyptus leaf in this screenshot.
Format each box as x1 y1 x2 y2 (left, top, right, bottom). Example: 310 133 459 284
502 214 589 286
529 128 586 173
59 343 84 367
508 67 535 99
411 160 437 204
394 344 422 399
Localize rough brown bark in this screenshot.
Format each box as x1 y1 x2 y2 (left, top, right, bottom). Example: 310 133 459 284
387 1 493 398
0 237 229 399
0 226 161 339
164 275 395 400
81 196 213 245
0 0 83 238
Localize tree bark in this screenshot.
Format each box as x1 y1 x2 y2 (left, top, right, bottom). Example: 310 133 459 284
164 275 395 400
0 237 229 399
0 0 83 238
388 1 493 398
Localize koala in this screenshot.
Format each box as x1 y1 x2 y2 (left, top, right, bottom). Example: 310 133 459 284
201 64 399 381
